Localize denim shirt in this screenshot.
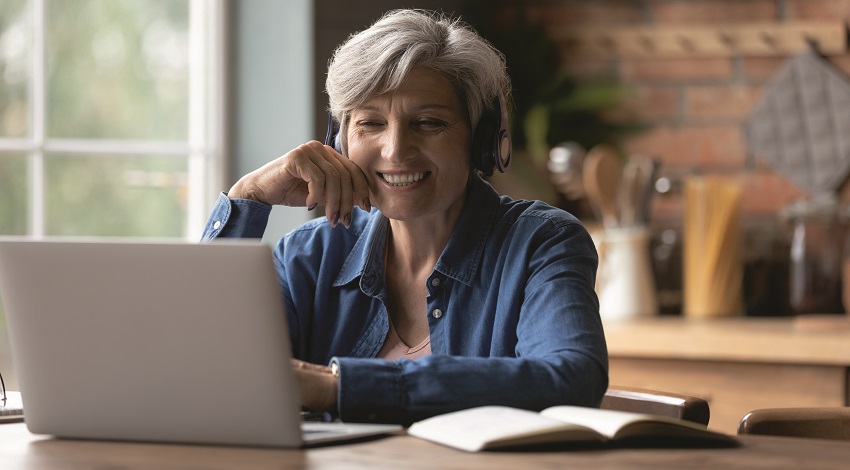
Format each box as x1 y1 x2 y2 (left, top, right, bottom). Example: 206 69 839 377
201 175 608 425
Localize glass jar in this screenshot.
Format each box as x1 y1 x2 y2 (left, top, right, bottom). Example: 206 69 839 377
783 196 848 314
742 220 791 316
651 225 683 315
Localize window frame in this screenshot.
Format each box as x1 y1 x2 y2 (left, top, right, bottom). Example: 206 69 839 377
0 0 227 240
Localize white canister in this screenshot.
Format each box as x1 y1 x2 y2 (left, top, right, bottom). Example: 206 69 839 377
595 226 658 321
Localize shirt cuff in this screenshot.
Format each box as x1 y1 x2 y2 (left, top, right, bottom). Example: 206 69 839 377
333 357 405 424
200 192 272 241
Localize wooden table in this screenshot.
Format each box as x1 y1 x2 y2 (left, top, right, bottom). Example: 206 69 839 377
1 422 850 469
604 316 850 433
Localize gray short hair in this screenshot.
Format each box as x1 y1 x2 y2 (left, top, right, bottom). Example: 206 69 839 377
325 9 511 144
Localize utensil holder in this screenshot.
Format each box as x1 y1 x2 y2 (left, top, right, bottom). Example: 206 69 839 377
596 226 658 321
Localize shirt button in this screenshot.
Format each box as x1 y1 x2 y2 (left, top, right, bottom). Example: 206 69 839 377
213 221 221 230
431 308 443 319
430 278 441 287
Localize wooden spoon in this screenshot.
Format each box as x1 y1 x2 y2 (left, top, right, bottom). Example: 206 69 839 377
582 144 622 229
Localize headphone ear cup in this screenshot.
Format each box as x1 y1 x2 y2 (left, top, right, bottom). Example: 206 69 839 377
333 131 342 154
471 108 497 175
472 95 511 176
494 95 512 173
324 112 343 154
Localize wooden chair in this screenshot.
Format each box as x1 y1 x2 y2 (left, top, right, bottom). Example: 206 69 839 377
737 408 850 441
601 385 711 426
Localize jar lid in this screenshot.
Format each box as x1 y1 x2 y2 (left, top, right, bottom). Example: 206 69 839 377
781 194 847 221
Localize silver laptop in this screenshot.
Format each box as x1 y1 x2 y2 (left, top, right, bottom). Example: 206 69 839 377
0 238 401 447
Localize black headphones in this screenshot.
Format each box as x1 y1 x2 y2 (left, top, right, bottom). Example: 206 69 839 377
324 94 511 176
472 94 512 176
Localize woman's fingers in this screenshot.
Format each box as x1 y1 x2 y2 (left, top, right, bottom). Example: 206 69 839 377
317 152 346 227
284 142 340 209
325 147 371 228
297 142 369 228
331 148 371 213
290 359 337 412
234 141 369 228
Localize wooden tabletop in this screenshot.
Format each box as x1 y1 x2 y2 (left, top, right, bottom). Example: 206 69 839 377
604 316 850 365
2 423 850 469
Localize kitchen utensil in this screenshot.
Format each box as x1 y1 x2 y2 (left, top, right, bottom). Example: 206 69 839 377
583 144 622 228
617 154 659 228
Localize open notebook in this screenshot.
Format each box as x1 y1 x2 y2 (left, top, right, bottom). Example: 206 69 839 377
0 239 400 447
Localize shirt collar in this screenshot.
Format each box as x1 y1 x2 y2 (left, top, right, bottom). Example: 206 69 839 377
333 175 500 290
333 211 388 294
434 175 500 286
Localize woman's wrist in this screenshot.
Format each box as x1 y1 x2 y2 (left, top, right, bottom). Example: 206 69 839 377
227 177 260 202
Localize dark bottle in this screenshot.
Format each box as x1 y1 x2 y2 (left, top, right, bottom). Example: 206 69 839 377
784 197 847 314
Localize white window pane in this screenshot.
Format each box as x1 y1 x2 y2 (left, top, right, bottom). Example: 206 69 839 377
0 153 28 234
45 0 189 140
0 0 31 138
44 153 188 237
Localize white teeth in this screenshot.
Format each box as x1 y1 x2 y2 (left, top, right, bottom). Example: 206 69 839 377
382 172 425 186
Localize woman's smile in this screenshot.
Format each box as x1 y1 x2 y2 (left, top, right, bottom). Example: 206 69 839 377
379 171 430 187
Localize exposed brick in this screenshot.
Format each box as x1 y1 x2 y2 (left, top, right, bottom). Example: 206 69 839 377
685 85 764 122
649 170 800 218
752 157 778 172
786 0 850 20
620 58 734 82
826 56 850 78
742 57 786 81
650 0 778 23
622 125 747 167
738 168 807 213
603 84 681 123
561 57 619 80
536 2 644 29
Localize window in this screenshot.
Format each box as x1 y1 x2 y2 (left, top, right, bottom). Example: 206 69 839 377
0 0 226 389
0 0 225 239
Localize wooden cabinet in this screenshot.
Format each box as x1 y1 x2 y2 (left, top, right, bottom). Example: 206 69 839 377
604 317 850 433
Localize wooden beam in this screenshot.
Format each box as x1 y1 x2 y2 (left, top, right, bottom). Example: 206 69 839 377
553 22 848 59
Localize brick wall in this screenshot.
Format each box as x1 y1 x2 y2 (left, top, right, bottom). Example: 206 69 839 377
517 0 850 220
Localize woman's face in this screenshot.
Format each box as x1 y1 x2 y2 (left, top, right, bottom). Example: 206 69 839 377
347 67 472 223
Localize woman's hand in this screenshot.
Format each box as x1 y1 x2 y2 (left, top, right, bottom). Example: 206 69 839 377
290 358 338 412
228 141 371 228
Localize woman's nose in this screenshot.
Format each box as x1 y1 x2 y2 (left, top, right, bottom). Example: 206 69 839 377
381 124 413 163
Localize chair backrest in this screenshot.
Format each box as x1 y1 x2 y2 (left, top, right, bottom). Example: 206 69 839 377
601 386 710 426
737 407 850 440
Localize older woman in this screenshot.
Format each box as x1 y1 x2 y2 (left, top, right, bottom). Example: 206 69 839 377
201 9 607 425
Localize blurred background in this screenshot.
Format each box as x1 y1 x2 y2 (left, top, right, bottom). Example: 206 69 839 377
2 0 850 393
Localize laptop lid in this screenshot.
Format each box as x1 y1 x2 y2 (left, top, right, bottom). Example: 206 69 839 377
0 239 395 447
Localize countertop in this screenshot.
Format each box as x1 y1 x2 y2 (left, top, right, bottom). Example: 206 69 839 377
603 315 850 365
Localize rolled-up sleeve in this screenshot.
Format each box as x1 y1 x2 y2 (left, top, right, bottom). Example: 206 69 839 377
201 192 272 241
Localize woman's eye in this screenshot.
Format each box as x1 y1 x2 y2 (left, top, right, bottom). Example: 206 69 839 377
417 119 446 129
